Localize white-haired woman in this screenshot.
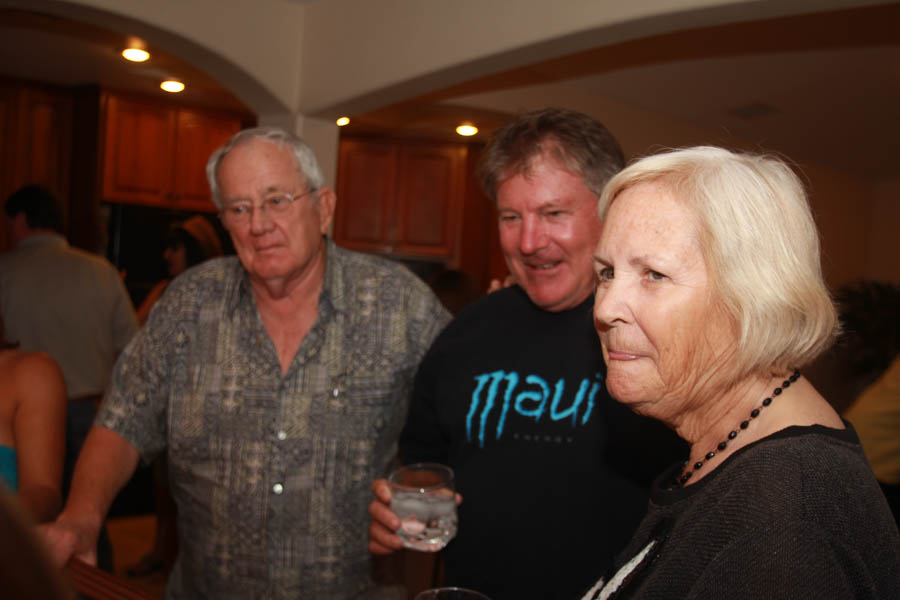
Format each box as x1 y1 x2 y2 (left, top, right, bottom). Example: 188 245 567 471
583 147 899 599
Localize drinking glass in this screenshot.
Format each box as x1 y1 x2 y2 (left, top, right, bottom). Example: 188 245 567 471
389 462 457 551
414 587 491 600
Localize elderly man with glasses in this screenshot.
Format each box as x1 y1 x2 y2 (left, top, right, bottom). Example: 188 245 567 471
41 127 451 599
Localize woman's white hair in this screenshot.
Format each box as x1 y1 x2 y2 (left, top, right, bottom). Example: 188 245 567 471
597 146 839 379
205 126 324 209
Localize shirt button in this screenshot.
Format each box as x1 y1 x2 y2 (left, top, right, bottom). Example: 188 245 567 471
277 430 287 441
332 388 340 398
272 483 284 495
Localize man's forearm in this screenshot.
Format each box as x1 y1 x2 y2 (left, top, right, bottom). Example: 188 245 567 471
61 425 140 529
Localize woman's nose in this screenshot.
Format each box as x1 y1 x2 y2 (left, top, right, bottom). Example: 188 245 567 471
594 278 629 328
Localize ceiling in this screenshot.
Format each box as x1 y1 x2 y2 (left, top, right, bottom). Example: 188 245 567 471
343 3 900 180
0 8 251 113
0 3 897 179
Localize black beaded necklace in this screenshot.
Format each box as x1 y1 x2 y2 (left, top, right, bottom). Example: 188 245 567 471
676 369 801 487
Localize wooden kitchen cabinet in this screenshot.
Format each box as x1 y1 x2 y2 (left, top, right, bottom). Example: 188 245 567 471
334 138 467 261
101 92 244 212
0 81 73 252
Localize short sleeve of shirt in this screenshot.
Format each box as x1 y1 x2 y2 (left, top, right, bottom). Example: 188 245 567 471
95 268 203 462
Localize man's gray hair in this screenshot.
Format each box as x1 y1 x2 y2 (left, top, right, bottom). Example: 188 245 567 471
477 107 625 201
206 126 325 208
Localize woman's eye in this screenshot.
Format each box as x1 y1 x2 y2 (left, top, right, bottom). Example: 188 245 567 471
647 270 667 281
598 267 614 280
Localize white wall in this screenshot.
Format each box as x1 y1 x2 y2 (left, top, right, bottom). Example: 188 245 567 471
13 0 889 284
5 0 304 114
33 0 884 119
297 0 885 116
449 81 884 289
79 0 305 111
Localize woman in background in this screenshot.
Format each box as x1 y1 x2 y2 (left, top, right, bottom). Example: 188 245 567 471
839 282 900 526
0 313 66 523
129 215 223 576
583 146 899 599
136 215 223 324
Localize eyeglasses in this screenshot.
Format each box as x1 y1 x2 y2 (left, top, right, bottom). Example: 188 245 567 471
221 189 317 225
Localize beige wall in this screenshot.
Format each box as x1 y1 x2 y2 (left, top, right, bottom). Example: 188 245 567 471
298 0 882 116
798 163 873 288
450 82 888 290
868 179 900 284
20 0 304 114
22 0 892 285
49 0 883 118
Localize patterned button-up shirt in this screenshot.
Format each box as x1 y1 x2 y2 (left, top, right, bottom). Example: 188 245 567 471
97 240 450 599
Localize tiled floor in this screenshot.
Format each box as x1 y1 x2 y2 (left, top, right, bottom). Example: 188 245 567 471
106 514 167 599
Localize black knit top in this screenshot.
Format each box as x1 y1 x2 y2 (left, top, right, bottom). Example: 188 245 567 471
582 422 900 599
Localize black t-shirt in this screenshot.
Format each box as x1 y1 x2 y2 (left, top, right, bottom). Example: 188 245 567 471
400 286 685 600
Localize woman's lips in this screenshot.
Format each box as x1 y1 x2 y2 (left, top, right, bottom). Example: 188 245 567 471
606 349 642 360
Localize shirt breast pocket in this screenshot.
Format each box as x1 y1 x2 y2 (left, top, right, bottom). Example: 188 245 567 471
310 368 411 489
321 369 411 442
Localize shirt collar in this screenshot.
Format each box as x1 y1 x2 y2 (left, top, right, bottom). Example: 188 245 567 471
224 237 345 317
320 237 345 315
17 232 67 250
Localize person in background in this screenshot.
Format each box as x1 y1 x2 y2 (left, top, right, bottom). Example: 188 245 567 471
0 487 72 600
369 108 685 599
426 268 482 315
41 127 451 599
128 215 224 577
1 184 138 570
583 146 899 599
845 356 900 526
135 215 224 325
0 312 66 523
839 281 900 525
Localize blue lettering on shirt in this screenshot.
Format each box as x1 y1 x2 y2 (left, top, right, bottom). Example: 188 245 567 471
465 370 604 446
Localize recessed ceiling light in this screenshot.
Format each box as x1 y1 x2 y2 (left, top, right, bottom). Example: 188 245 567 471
336 116 350 127
160 80 185 93
121 48 150 62
456 123 478 136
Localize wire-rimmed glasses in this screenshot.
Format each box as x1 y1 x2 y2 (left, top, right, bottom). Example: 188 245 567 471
221 189 317 226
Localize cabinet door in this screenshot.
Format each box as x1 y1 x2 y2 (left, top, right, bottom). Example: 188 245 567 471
14 88 73 207
0 86 17 252
395 144 466 258
0 84 73 252
172 108 242 212
101 94 175 206
334 139 398 254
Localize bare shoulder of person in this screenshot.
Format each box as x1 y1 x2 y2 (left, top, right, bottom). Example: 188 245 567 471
13 352 66 402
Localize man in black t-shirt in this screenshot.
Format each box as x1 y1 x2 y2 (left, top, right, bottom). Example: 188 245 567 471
369 108 684 599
